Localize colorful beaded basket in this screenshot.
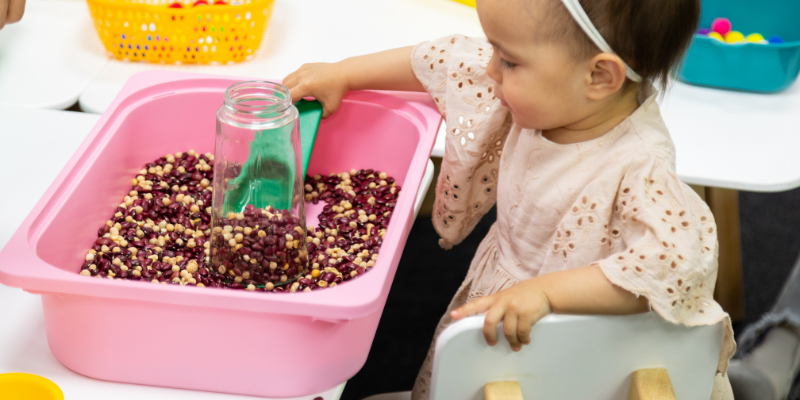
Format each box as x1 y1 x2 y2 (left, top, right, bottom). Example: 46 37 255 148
86 0 275 64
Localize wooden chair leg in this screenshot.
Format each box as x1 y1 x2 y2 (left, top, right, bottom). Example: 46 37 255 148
705 187 746 322
417 157 441 218
628 368 676 400
485 381 524 400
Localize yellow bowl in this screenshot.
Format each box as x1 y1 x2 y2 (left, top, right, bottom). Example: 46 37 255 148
86 0 275 64
0 373 64 400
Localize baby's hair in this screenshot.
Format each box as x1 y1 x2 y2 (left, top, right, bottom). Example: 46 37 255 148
537 0 700 92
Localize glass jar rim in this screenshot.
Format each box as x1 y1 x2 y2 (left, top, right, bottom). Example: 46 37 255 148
224 80 292 114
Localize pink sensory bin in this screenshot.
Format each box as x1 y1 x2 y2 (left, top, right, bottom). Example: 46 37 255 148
0 71 441 398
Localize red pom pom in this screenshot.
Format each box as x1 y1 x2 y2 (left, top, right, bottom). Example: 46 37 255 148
213 0 227 5
711 18 732 36
193 0 209 6
168 2 183 7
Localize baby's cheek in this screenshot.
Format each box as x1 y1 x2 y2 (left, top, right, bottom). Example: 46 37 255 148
510 112 541 130
508 96 547 129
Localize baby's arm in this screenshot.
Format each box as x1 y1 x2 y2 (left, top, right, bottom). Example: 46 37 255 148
451 266 649 351
283 47 425 118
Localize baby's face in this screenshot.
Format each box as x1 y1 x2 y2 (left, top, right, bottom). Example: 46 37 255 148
477 0 591 130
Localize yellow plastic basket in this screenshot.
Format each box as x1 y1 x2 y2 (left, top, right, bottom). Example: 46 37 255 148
451 0 475 7
86 0 275 64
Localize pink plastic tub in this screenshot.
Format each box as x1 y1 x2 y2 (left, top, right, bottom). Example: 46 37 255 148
0 71 440 398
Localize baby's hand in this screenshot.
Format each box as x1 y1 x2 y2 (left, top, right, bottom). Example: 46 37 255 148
284 47 422 118
283 62 350 118
0 0 25 30
451 278 552 352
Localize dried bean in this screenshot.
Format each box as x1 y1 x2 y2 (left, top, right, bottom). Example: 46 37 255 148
79 152 399 293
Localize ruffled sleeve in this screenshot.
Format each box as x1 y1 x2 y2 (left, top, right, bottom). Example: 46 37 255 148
411 35 512 249
596 152 735 375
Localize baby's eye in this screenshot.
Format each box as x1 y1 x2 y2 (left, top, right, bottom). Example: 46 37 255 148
500 58 516 70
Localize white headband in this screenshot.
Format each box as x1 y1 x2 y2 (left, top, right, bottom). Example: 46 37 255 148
560 0 643 82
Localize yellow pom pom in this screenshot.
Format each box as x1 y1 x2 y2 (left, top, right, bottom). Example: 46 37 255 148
708 32 725 42
746 33 765 43
725 31 745 43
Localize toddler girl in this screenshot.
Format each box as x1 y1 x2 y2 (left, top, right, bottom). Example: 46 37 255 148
284 0 734 398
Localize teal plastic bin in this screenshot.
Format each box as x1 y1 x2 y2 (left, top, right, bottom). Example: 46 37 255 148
678 0 800 93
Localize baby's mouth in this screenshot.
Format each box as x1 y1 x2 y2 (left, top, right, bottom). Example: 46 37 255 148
495 92 509 109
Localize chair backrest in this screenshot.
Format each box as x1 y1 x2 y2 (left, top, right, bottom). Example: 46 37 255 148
430 312 724 400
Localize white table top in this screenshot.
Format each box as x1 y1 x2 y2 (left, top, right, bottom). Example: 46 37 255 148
0 0 108 109
77 0 485 113
0 106 347 399
76 0 800 193
661 79 800 193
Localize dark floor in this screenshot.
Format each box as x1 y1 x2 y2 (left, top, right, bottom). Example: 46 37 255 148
341 187 800 400
739 188 800 330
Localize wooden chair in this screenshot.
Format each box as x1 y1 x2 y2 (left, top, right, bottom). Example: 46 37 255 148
364 312 724 400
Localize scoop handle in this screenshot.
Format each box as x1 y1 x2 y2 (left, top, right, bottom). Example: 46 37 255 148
296 99 322 178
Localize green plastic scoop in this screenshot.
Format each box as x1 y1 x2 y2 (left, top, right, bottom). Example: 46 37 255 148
222 99 322 214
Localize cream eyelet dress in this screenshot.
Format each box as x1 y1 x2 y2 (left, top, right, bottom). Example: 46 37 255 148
409 35 735 400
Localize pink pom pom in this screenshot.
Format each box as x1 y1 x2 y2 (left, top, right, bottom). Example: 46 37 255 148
711 18 732 36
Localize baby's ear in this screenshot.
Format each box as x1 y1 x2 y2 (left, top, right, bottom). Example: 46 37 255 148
586 53 628 100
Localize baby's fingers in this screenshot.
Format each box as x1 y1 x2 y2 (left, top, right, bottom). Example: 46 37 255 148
287 82 310 104
503 312 521 351
7 0 24 24
517 316 533 346
451 296 494 321
283 63 315 89
0 0 9 30
482 303 506 346
282 74 298 92
318 96 344 119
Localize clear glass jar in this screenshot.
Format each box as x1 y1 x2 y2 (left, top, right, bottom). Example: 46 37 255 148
210 81 308 291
